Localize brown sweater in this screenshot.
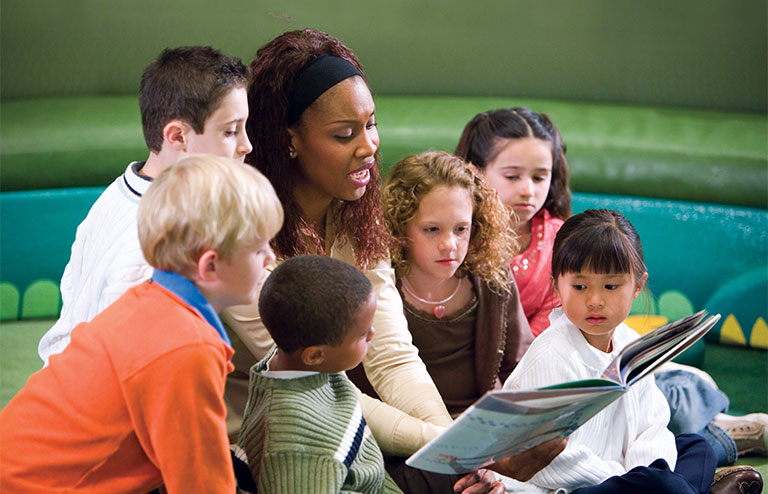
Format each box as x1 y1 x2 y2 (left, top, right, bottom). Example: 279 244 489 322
348 274 533 417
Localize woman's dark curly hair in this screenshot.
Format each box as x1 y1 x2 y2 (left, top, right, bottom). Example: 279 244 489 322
455 107 571 221
245 29 390 268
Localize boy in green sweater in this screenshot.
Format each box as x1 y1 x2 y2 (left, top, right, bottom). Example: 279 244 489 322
235 254 402 493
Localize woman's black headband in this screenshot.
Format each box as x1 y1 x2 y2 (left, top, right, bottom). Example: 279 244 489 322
287 54 362 126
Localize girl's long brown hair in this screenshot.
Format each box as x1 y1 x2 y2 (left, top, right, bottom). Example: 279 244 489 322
455 107 571 220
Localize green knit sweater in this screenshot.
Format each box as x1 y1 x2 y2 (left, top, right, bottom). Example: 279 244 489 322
237 349 402 494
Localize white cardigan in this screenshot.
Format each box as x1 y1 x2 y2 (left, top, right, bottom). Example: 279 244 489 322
502 309 676 493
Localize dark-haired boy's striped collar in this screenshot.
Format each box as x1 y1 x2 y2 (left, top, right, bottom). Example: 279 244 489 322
122 161 153 199
150 269 232 347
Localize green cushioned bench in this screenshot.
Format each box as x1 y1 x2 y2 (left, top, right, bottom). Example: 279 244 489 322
2 96 767 208
2 186 766 406
3 186 765 350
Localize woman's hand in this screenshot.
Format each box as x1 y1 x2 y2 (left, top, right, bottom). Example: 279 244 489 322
489 437 566 481
452 468 505 494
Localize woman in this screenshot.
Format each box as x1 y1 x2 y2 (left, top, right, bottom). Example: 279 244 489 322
223 30 563 493
222 28 452 453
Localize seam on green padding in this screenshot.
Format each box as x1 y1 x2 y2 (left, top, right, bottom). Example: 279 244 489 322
0 283 21 320
19 280 61 319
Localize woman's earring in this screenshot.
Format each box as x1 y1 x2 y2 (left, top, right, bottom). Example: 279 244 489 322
289 147 296 159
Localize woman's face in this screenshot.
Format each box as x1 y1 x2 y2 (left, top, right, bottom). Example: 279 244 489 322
288 76 379 208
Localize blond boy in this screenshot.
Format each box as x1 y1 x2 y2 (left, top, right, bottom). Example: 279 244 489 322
38 46 253 364
1 156 282 493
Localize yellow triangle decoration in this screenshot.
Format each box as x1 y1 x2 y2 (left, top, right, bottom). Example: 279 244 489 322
624 315 669 335
720 314 747 346
750 317 768 349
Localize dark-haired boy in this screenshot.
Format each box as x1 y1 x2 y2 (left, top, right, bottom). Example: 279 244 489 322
38 46 253 365
236 254 402 494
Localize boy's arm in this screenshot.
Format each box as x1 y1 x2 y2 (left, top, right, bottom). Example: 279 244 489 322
123 344 234 494
38 218 152 365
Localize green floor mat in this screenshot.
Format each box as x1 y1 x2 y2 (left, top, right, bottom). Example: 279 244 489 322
0 319 50 408
703 344 768 414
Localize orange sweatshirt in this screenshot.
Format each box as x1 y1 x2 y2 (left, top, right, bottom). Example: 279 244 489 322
0 279 235 493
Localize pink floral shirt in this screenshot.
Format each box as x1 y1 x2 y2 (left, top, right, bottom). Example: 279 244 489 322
511 209 564 336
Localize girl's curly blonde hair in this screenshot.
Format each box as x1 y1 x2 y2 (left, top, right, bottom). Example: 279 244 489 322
383 151 518 292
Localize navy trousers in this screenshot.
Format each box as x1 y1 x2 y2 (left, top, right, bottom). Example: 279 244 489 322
572 434 716 494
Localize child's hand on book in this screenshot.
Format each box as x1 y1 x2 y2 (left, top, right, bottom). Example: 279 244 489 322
452 468 505 494
489 437 566 481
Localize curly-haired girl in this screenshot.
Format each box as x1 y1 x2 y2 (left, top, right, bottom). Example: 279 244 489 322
383 151 533 416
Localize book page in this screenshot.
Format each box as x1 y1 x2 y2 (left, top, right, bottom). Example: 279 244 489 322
624 315 719 385
601 311 715 384
406 387 624 474
407 311 719 475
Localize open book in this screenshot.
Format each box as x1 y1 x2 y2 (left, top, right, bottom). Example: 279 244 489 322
406 310 721 475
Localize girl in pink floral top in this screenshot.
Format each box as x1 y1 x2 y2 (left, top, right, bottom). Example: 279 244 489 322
456 107 571 335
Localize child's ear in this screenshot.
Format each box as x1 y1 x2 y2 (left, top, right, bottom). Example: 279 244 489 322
550 275 561 302
300 346 326 367
194 249 219 283
634 272 649 298
163 119 190 152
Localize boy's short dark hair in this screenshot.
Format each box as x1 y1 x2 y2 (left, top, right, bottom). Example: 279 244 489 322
259 255 373 354
139 46 250 152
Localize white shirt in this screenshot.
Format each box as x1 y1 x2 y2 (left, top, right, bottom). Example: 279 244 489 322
38 162 153 365
502 309 676 493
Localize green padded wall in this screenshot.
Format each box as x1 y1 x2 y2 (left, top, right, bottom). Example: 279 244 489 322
2 187 765 335
2 96 766 209
0 187 105 318
374 97 768 208
2 0 766 111
573 194 768 348
0 97 143 190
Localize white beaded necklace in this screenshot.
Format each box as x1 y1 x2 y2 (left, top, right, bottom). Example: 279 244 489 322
400 277 461 319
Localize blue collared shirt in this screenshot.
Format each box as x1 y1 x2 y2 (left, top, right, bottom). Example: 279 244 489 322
150 269 231 347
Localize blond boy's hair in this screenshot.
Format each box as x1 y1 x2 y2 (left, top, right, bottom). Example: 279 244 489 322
138 155 283 277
